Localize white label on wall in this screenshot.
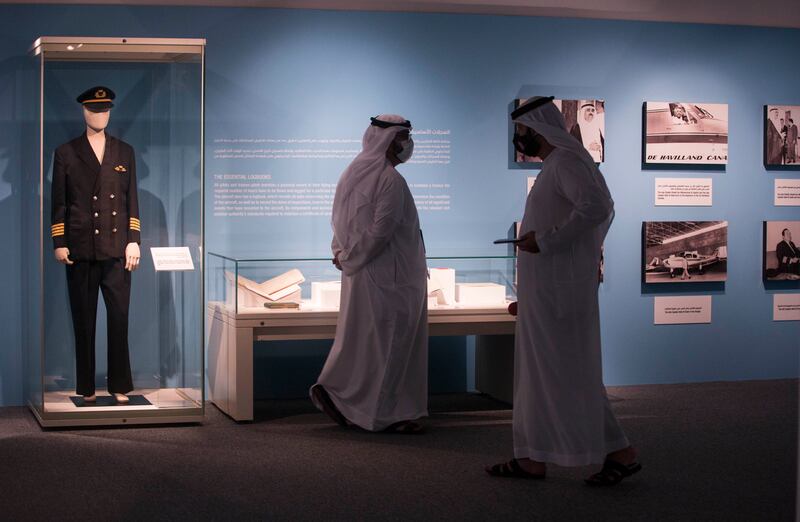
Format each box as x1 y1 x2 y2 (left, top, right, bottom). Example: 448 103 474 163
151 247 195 271
527 176 536 195
775 179 800 206
773 294 800 321
655 178 712 206
654 295 712 325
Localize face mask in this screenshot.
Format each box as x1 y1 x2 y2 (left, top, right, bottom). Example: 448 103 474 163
395 137 414 163
513 129 540 158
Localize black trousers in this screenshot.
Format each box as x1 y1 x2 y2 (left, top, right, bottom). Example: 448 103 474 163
66 258 133 396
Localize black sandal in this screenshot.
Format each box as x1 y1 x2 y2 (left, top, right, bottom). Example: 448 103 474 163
485 459 546 480
383 420 425 435
584 459 642 487
311 384 348 428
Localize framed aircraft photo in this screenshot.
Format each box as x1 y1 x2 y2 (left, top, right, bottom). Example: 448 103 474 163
644 102 728 165
643 221 728 283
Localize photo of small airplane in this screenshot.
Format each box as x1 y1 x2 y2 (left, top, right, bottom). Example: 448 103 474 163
646 248 725 280
643 221 728 283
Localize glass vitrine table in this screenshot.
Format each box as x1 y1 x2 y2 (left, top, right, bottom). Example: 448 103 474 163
206 253 518 420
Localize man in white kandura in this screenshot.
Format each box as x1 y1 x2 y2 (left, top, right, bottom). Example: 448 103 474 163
487 96 641 486
310 114 428 434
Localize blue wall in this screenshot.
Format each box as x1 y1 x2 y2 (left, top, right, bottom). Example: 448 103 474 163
0 5 798 406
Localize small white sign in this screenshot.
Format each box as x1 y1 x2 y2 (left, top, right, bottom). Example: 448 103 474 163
654 295 712 325
150 247 195 271
527 176 536 195
775 179 800 206
655 178 712 206
773 294 800 321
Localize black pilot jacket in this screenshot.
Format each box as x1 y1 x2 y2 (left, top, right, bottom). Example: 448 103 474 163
51 132 141 261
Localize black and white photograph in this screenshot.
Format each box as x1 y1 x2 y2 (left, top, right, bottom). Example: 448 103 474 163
765 105 800 166
644 102 728 165
514 98 605 163
764 221 800 280
643 221 728 283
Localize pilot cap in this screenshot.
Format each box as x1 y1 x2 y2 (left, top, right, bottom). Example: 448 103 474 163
76 86 115 111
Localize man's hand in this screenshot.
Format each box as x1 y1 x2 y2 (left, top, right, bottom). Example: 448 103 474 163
125 242 141 271
332 256 342 271
54 247 74 265
516 231 540 253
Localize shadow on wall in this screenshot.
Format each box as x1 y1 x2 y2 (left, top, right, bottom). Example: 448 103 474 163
177 163 201 391
129 147 179 390
0 139 22 406
0 54 37 406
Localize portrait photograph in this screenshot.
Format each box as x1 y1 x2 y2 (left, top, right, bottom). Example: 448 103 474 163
764 105 800 167
514 98 605 163
764 221 800 280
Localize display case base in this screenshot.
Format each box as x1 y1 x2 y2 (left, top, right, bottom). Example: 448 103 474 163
207 301 516 421
29 388 204 427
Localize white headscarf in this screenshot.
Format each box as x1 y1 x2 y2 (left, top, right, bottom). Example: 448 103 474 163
332 114 409 256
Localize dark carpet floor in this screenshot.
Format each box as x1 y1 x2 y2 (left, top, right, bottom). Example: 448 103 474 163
0 379 797 521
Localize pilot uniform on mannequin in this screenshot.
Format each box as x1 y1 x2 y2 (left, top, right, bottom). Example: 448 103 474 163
51 86 141 404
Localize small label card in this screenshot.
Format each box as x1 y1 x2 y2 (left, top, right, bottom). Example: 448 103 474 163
773 294 800 321
654 295 712 325
150 247 195 271
775 179 800 206
655 178 712 206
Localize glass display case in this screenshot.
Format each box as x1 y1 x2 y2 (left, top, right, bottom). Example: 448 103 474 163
207 253 518 315
24 37 205 427
205 252 517 420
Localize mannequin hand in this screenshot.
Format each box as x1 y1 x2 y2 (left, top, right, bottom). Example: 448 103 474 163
54 247 74 265
125 242 141 271
332 256 342 271
516 231 540 253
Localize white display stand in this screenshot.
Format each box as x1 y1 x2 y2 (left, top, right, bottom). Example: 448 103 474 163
206 302 516 421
